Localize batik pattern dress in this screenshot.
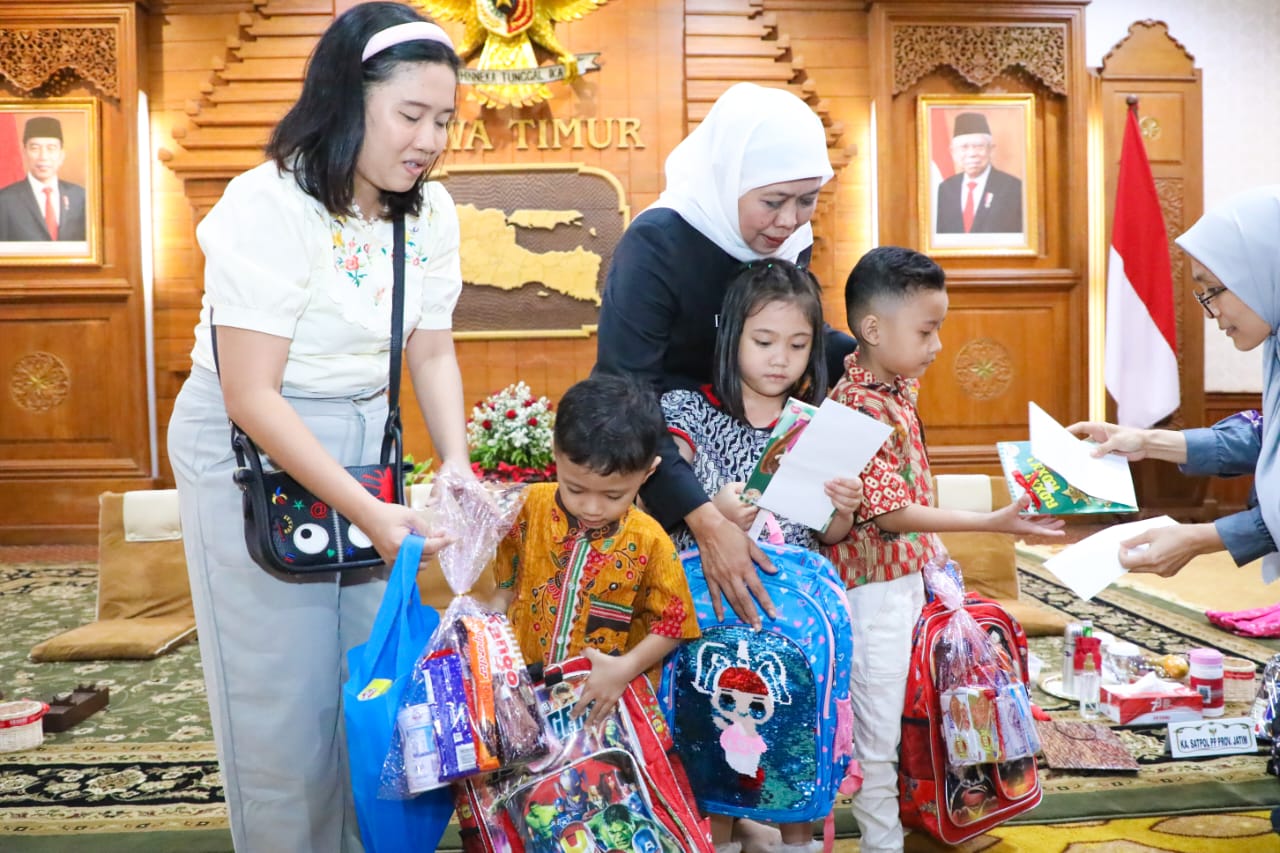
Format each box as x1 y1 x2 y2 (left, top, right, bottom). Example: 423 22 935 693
660 386 818 552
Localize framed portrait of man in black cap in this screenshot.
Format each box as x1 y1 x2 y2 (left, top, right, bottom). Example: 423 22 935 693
917 94 1038 257
0 99 100 264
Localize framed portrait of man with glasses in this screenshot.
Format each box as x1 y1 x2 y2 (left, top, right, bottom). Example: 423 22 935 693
0 99 101 266
917 94 1039 257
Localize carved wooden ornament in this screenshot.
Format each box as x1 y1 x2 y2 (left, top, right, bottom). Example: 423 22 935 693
893 25 1066 96
0 28 118 98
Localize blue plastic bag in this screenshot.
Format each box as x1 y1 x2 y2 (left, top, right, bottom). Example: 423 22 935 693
343 534 453 852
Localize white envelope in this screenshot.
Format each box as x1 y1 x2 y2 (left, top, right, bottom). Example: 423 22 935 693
755 399 893 530
1043 515 1178 600
1028 402 1137 508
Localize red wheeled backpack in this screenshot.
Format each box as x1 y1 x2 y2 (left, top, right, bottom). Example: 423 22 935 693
898 592 1042 844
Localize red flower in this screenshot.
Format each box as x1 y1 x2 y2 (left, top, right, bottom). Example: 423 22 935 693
524 399 536 407
506 409 517 419
527 417 538 426
482 419 492 430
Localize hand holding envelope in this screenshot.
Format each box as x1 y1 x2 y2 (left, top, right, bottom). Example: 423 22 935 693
1027 403 1137 508
1043 516 1177 600
997 403 1139 515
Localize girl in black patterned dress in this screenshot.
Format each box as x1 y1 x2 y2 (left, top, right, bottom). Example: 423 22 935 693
659 259 863 853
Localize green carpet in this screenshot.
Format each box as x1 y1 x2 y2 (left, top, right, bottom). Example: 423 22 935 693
1 557 1277 851
0 564 227 848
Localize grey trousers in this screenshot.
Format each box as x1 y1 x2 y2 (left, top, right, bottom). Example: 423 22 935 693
168 367 389 853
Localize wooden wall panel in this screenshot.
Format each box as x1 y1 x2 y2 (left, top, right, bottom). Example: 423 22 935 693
147 4 249 483
766 0 871 333
869 0 1092 475
1 300 147 468
918 290 1074 467
0 0 153 543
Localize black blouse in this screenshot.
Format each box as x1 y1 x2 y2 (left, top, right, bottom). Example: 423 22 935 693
594 208 856 529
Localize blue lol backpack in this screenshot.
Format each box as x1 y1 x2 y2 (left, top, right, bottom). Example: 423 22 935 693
658 543 858 827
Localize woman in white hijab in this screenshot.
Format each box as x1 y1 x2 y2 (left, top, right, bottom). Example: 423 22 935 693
1070 186 1279 582
595 84 856 643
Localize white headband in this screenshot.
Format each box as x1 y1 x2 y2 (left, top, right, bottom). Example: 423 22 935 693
361 21 455 62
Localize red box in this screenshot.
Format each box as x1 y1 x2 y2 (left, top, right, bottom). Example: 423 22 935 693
1100 682 1203 725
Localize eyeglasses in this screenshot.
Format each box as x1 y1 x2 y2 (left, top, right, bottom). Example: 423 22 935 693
1193 285 1227 318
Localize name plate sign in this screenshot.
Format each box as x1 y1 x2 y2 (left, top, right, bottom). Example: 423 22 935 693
1168 716 1257 759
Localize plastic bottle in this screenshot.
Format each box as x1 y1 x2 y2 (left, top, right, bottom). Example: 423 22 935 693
1189 648 1225 717
1078 654 1100 720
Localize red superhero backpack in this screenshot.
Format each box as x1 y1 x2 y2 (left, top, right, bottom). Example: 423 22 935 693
898 592 1042 844
455 656 713 853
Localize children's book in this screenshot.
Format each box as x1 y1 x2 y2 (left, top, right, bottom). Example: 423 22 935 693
997 403 1139 516
742 398 893 532
996 441 1136 515
741 397 818 515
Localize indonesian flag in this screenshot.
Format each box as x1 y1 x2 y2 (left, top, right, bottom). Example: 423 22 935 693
0 113 23 187
1105 108 1179 427
928 110 956 213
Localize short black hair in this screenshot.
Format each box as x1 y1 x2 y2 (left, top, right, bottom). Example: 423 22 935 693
714 259 828 421
265 2 460 219
554 375 664 476
844 246 945 326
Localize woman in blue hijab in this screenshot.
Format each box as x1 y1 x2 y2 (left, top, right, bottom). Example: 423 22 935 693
1070 185 1279 581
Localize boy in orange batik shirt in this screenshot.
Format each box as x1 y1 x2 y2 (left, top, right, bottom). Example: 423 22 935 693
491 374 701 726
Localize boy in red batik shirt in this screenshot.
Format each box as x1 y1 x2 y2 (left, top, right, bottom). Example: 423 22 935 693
823 246 1063 853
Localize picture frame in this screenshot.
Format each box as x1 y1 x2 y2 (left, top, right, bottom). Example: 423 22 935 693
917 94 1038 257
0 98 101 265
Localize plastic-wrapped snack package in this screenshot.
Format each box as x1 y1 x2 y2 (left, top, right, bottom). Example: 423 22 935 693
379 472 554 798
450 613 549 769
994 681 1040 761
924 557 1031 769
942 686 1003 765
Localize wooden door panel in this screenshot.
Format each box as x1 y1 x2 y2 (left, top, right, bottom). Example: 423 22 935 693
919 297 1072 456
0 300 148 473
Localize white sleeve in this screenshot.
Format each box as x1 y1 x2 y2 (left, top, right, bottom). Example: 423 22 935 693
416 181 463 331
196 164 314 338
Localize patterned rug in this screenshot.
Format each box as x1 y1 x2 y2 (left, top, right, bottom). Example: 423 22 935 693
2 558 1278 851
0 563 227 846
1009 552 1279 823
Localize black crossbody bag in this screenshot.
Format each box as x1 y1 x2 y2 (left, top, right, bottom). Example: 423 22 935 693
211 214 407 574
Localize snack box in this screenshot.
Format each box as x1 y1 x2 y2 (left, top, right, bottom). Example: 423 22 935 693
1100 681 1203 725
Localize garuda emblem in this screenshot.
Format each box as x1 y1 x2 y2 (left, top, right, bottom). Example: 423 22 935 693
415 0 607 108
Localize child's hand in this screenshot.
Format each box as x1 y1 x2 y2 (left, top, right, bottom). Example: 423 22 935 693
825 476 864 518
988 495 1066 536
712 482 759 532
573 648 631 728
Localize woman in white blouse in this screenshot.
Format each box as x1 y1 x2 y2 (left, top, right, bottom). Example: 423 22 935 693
167 4 468 850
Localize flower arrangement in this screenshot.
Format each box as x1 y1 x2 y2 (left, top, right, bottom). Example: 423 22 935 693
467 381 556 482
